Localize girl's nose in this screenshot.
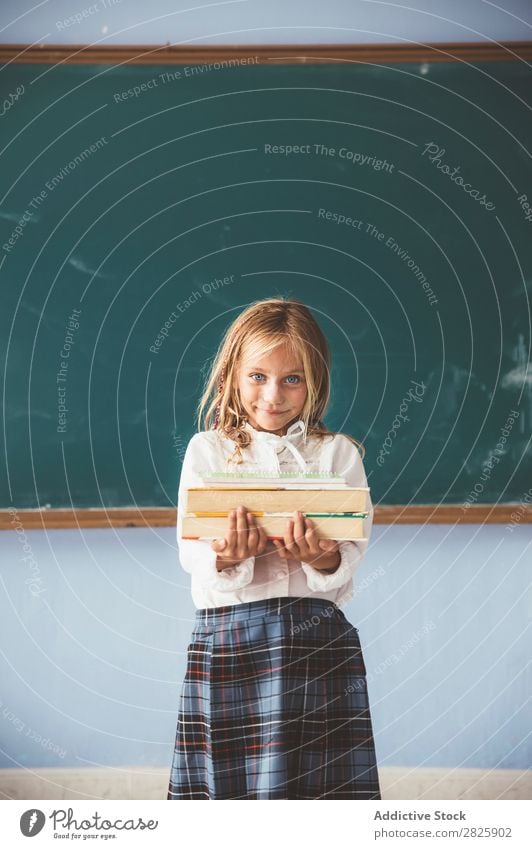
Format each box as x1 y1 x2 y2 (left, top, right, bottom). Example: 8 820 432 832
262 382 283 401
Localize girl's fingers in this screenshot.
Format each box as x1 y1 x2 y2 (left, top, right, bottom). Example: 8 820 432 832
285 518 295 547
296 512 317 559
293 511 307 545
226 508 237 550
247 512 260 552
257 524 269 554
236 504 247 539
284 519 300 557
222 511 336 561
304 518 319 548
304 518 333 559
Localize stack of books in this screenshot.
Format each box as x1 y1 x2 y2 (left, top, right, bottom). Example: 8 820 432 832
181 471 370 541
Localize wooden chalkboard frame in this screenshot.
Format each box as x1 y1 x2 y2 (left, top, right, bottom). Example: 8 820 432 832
1 42 531 65
2 40 531 527
1 506 531 529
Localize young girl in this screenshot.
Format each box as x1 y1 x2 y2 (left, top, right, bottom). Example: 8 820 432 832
167 297 380 800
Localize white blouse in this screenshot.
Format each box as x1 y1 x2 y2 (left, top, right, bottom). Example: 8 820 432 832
176 419 374 609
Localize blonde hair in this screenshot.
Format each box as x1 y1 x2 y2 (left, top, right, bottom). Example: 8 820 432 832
196 297 365 464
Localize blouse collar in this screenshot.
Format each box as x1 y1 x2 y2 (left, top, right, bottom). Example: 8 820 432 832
243 417 307 443
242 418 308 472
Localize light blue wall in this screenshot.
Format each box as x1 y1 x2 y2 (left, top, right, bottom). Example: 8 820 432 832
1 0 530 45
0 523 530 770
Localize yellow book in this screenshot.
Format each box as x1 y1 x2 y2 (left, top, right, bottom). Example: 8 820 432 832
186 486 369 514
182 513 367 542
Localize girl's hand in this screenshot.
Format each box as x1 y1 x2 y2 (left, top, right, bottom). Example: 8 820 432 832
272 512 341 572
211 505 268 569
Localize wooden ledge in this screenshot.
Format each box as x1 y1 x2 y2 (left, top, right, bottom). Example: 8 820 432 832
1 504 531 530
1 41 531 65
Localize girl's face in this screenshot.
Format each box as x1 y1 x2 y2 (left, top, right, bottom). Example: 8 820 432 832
235 343 308 436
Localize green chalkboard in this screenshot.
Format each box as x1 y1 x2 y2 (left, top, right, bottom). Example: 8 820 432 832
1 58 530 508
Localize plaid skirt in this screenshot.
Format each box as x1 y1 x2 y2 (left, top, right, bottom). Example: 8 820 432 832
167 596 381 800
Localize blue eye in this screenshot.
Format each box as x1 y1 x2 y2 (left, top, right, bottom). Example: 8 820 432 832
249 373 301 384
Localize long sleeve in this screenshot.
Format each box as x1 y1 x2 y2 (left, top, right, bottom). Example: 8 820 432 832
177 434 255 592
300 435 374 593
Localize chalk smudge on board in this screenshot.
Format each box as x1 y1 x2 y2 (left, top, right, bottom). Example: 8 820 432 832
69 256 114 279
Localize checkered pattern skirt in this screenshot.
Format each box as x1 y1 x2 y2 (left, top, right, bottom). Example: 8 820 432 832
167 596 381 799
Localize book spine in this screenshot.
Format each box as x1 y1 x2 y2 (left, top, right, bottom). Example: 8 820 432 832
201 470 344 479
190 511 368 518
183 535 368 542
183 535 287 541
